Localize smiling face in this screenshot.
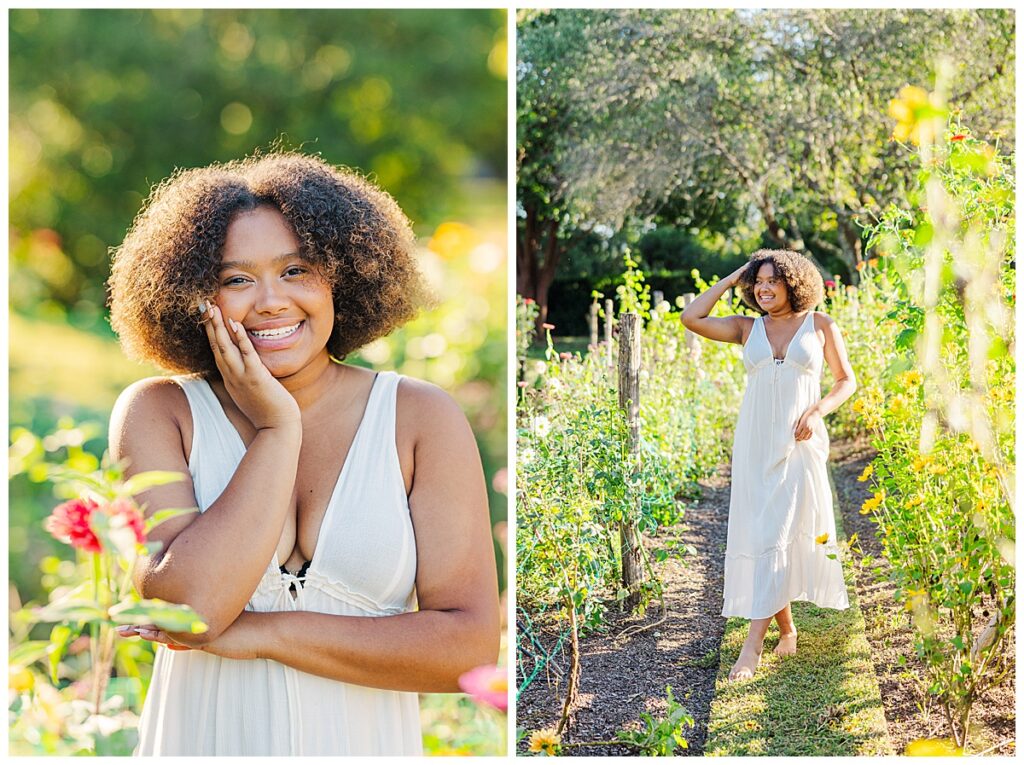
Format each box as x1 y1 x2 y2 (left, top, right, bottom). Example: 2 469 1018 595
753 262 791 314
215 204 335 378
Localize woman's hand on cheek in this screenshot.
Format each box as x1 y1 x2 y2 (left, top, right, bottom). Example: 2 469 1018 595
202 300 300 431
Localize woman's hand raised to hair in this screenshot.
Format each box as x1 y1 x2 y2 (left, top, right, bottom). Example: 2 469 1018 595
202 301 300 431
725 263 748 288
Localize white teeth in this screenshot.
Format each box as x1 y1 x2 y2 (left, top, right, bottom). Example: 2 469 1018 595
249 322 301 339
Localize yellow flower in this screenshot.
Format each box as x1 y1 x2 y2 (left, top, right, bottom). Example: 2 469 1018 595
905 737 963 756
888 394 910 416
900 370 923 387
528 729 561 756
9 665 34 693
861 491 885 515
889 85 942 146
911 455 931 471
857 464 873 482
904 495 924 509
927 464 948 476
852 398 866 414
815 532 829 545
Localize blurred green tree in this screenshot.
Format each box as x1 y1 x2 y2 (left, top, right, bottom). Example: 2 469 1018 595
10 8 507 319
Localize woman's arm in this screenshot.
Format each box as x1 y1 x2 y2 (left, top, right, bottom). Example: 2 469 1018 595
110 303 302 643
680 264 751 343
129 380 501 692
794 314 857 441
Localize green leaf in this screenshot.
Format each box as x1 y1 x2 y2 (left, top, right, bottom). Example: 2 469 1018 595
895 328 918 351
33 600 107 624
143 507 198 535
121 470 186 497
48 624 75 684
108 598 209 633
913 222 934 247
8 640 51 669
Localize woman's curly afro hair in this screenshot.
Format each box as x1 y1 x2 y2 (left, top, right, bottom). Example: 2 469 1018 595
108 152 429 374
737 248 824 314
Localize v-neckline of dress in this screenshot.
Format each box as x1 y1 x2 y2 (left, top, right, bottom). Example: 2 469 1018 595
762 311 811 363
199 372 382 584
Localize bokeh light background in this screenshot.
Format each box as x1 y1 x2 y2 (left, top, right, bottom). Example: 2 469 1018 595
9 8 507 755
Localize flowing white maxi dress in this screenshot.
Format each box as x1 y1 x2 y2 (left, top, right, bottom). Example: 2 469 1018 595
722 312 850 619
134 371 423 755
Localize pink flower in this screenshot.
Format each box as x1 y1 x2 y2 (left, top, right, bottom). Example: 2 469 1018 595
43 497 147 554
523 298 535 305
517 381 528 388
542 323 555 330
559 352 571 360
491 468 508 495
107 498 146 545
950 134 966 141
44 498 102 553
825 280 836 289
458 664 508 712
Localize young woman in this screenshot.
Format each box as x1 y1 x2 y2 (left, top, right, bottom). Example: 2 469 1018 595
106 153 500 754
681 249 856 682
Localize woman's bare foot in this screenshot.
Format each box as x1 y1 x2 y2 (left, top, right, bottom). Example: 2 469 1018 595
728 645 762 681
774 631 798 657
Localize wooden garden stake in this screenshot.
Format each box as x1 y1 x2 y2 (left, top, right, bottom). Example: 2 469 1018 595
617 313 644 610
588 301 599 347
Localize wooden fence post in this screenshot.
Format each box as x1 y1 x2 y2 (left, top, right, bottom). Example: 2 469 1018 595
616 313 644 610
588 301 599 347
604 298 614 368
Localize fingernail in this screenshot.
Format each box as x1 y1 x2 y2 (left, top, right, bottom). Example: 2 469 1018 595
229 318 238 332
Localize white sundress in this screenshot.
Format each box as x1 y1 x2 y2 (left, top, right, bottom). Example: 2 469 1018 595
134 370 423 755
722 312 850 620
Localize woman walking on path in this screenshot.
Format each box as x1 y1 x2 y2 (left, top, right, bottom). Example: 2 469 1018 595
682 249 856 682
106 153 500 754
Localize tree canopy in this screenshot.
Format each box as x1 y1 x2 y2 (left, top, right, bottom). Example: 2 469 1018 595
517 8 1014 323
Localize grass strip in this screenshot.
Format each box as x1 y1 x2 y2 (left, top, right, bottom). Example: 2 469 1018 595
703 466 894 756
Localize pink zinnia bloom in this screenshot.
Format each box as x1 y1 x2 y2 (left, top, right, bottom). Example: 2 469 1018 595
542 323 555 330
825 280 836 288
44 498 102 553
458 664 508 712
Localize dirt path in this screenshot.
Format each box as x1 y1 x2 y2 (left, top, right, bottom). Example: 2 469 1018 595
516 471 732 756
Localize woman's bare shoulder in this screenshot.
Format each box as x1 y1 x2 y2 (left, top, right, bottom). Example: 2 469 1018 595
395 376 467 432
109 377 193 460
811 310 838 329
112 377 190 421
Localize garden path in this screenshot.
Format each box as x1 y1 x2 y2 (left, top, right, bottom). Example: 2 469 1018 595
516 470 732 755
